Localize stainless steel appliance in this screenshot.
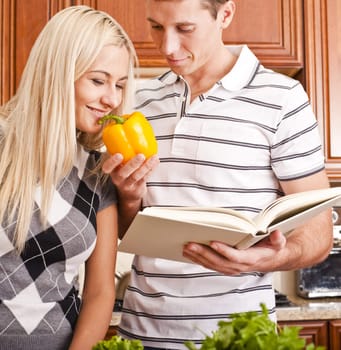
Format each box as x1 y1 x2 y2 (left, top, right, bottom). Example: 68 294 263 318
296 207 341 298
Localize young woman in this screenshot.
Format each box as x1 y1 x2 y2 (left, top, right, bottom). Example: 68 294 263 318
0 6 137 350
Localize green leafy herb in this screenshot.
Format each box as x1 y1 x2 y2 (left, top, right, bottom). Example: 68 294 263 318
92 335 144 350
184 304 325 350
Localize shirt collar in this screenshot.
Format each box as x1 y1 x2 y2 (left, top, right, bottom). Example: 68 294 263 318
158 45 260 91
158 70 179 85
219 45 260 91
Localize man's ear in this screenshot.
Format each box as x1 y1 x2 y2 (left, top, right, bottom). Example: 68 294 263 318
219 1 236 29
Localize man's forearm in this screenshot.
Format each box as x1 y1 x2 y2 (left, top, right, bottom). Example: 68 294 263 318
118 198 142 239
276 209 333 271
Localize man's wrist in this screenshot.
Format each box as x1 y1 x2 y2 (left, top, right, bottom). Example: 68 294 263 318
120 198 142 212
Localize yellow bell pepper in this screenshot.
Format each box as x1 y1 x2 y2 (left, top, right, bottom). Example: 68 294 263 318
99 111 158 163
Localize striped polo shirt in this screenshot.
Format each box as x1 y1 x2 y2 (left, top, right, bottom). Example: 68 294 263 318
118 45 325 349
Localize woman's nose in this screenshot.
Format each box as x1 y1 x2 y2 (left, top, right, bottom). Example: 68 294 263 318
102 87 121 109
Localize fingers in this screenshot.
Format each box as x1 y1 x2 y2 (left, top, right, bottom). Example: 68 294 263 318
102 153 159 177
102 153 159 202
113 154 147 184
268 230 286 249
137 155 160 180
119 155 159 185
183 234 288 275
183 242 245 275
102 153 124 174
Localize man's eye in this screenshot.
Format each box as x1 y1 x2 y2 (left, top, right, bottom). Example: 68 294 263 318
116 84 125 90
178 26 195 33
151 24 163 31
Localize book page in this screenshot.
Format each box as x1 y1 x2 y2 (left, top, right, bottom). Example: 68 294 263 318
118 214 262 263
254 187 341 231
142 206 257 233
267 195 341 234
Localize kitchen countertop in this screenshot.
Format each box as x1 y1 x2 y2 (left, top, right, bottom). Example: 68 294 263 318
276 295 341 321
111 312 122 326
110 297 341 326
110 288 341 325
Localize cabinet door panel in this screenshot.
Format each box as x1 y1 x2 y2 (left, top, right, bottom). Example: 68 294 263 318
330 319 341 350
278 320 328 347
304 0 341 177
4 0 341 178
325 1 341 159
0 0 73 105
13 1 49 89
0 0 303 101
0 0 15 104
97 0 303 73
223 0 303 71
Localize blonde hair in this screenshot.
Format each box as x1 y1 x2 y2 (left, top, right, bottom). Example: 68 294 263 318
0 5 137 252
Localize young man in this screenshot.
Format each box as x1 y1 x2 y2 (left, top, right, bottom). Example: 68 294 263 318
103 1 333 348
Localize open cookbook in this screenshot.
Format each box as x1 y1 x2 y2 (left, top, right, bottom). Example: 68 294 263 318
118 187 341 263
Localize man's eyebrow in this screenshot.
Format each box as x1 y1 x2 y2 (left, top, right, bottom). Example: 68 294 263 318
146 17 195 26
146 17 158 24
118 76 129 82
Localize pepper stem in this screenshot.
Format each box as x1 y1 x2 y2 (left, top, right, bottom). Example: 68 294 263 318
98 114 126 125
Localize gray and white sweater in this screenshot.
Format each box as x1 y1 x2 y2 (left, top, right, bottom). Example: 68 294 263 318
0 146 117 350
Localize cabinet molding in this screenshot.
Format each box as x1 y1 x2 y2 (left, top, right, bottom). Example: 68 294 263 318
304 0 341 178
1 0 341 178
279 320 328 348
0 0 15 105
330 319 341 350
0 0 305 99
108 0 304 76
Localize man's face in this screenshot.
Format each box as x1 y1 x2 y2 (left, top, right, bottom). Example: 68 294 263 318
146 0 229 78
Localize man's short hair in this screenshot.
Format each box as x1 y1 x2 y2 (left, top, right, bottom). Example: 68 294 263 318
200 0 229 19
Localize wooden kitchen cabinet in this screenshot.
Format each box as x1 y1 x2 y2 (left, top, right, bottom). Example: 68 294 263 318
329 319 341 350
104 326 117 340
99 0 304 75
279 319 341 349
1 0 341 177
107 320 334 347
303 0 341 179
279 320 329 348
0 0 303 101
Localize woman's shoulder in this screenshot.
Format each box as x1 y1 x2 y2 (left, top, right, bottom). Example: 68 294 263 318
74 145 102 170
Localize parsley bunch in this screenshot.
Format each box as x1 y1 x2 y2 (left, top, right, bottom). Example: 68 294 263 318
184 304 325 350
92 335 144 350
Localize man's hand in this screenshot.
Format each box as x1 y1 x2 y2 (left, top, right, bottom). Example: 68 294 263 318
183 230 287 275
102 153 159 202
183 171 333 275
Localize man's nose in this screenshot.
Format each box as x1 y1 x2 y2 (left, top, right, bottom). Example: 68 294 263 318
160 30 179 56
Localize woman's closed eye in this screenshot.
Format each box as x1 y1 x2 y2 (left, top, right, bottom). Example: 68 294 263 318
91 79 105 86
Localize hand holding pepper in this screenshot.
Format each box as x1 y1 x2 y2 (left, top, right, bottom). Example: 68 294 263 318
99 111 158 163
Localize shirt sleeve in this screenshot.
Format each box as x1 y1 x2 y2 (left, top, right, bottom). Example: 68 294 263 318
98 176 118 211
271 82 325 180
